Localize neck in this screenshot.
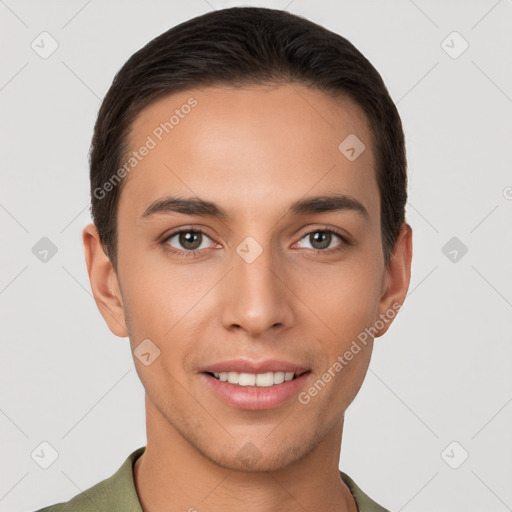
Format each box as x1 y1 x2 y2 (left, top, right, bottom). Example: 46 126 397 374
134 395 357 512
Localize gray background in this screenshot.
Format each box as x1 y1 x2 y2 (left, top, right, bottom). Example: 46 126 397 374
1 1 511 511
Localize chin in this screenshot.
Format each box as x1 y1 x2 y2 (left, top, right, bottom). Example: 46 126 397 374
207 439 309 473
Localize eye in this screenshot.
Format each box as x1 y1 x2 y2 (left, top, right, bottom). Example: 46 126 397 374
161 227 350 259
295 229 349 252
163 229 216 255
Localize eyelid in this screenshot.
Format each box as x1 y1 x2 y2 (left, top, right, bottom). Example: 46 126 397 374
298 224 350 240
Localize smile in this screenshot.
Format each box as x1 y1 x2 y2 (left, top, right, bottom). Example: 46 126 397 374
209 370 299 387
202 370 311 410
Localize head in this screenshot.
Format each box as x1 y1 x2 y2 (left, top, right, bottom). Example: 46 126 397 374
83 7 412 472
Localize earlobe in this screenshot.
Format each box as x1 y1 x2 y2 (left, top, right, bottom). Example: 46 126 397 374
375 222 413 338
82 223 128 338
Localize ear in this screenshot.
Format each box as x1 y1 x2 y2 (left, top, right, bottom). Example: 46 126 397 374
82 223 128 337
374 222 413 337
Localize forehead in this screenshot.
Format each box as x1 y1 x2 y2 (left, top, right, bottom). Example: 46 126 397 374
120 83 379 222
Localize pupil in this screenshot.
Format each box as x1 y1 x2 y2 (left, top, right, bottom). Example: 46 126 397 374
180 231 201 250
311 231 330 250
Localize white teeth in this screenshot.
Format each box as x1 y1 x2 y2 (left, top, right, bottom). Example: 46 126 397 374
256 372 275 387
211 371 297 386
273 371 285 384
227 371 239 384
238 373 256 386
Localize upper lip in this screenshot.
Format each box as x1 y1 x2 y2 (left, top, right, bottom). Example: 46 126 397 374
199 359 310 375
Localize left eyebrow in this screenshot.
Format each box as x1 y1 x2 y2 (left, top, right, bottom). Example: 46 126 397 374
139 193 369 221
288 193 369 220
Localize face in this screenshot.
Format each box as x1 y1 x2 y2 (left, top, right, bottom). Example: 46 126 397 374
84 83 411 472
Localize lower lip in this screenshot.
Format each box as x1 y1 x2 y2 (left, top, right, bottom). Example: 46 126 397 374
201 372 311 411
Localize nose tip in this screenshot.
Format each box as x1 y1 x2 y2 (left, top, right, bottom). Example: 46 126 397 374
220 251 295 336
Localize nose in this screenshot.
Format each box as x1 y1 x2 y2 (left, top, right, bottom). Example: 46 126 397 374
219 239 295 337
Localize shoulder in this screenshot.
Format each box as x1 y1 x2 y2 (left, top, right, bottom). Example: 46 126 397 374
339 470 391 512
32 447 146 512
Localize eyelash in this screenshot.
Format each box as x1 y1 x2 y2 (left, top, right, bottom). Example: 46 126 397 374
161 227 351 259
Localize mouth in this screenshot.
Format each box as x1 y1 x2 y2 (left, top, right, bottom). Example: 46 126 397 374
204 370 310 387
198 359 312 410
200 367 312 411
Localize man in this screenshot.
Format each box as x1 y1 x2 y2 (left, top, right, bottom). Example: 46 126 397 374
36 6 412 511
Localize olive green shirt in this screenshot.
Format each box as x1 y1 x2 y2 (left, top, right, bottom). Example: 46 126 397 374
34 446 390 512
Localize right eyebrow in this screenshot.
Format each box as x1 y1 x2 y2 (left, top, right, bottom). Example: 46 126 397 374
140 196 227 220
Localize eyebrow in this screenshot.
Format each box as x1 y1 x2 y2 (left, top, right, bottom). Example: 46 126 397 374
140 193 369 221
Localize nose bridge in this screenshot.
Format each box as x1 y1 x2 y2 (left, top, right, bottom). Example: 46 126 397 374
220 233 294 335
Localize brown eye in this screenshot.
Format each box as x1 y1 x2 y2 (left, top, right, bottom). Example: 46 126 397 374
309 231 332 250
165 230 212 252
296 229 347 252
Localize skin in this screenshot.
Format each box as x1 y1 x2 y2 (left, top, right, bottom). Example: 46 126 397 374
83 83 412 512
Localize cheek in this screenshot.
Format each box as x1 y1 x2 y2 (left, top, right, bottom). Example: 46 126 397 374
119 249 208 336
301 257 382 335
301 281 376 415
120 261 217 387
300 257 381 399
